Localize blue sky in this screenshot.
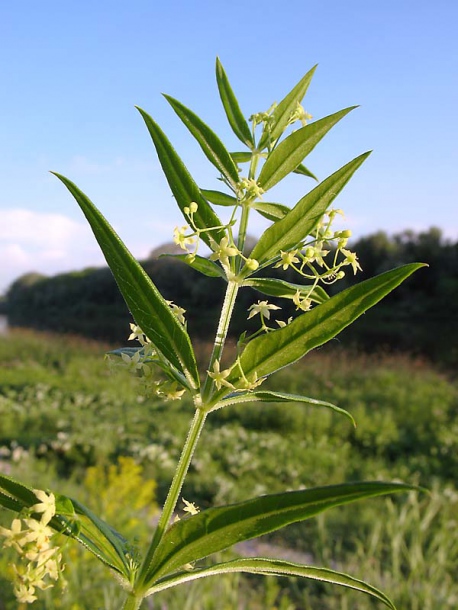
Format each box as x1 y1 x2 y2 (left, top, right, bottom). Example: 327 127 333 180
1 0 457 294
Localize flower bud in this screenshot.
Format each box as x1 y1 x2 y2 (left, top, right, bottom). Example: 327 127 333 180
245 258 259 271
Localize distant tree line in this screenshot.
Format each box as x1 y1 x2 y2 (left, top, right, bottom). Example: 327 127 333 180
4 227 457 366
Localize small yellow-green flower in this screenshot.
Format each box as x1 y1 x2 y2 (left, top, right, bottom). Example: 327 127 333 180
166 301 186 325
207 360 235 391
247 300 281 320
274 250 300 270
173 225 196 251
182 498 199 515
0 518 26 553
209 237 239 269
161 382 186 401
341 248 362 274
293 291 312 312
121 350 143 373
31 490 56 526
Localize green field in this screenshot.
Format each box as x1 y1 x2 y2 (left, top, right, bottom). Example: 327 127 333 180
1 329 457 609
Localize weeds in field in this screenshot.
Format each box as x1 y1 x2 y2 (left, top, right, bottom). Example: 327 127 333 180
0 60 424 608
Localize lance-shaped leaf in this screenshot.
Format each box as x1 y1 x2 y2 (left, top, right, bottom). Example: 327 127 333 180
68 497 132 576
243 277 329 303
0 474 131 576
209 390 354 425
145 558 397 609
52 173 200 389
201 189 238 207
251 201 291 221
159 253 226 278
258 65 317 150
229 263 425 383
258 107 357 192
136 107 225 249
143 481 415 583
164 95 239 188
216 57 254 148
250 152 370 265
0 472 37 510
293 163 318 180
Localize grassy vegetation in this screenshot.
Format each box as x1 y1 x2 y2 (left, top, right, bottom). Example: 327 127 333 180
1 329 457 608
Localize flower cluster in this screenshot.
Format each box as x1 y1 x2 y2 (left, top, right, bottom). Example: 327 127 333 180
109 323 187 401
207 358 265 393
0 490 65 604
272 210 361 287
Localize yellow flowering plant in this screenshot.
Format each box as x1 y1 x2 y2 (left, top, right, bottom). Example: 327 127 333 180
0 59 425 609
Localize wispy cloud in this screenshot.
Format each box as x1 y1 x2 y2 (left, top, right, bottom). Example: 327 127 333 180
0 208 104 294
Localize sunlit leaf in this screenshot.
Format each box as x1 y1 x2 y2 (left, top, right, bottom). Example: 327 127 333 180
164 95 239 188
0 473 38 506
209 390 354 425
145 558 397 609
230 151 252 163
250 153 370 265
230 263 425 382
258 107 357 191
216 58 254 148
258 65 317 150
143 481 415 583
251 201 290 221
293 163 319 181
243 277 329 303
201 189 238 207
52 173 200 389
136 107 225 249
160 253 226 278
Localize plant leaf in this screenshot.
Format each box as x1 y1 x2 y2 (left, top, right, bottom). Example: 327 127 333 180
0 474 130 576
258 107 357 192
145 558 397 609
251 201 291 221
230 151 252 163
209 390 354 425
160 253 226 278
293 163 319 181
258 65 317 150
144 481 415 583
136 107 225 249
52 173 200 389
201 189 238 207
250 153 371 265
230 263 425 383
164 95 239 188
216 58 254 148
243 277 329 303
68 497 132 576
0 473 37 514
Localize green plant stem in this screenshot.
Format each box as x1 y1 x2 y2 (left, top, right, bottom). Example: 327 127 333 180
237 203 250 262
202 279 239 401
137 407 207 588
121 593 144 610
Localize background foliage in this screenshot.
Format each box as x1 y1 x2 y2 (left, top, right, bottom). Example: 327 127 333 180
0 330 457 608
4 227 457 366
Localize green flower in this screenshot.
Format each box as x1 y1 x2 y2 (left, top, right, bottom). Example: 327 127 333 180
209 237 239 269
31 490 56 526
274 250 300 271
207 360 235 391
341 248 362 274
247 300 281 320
